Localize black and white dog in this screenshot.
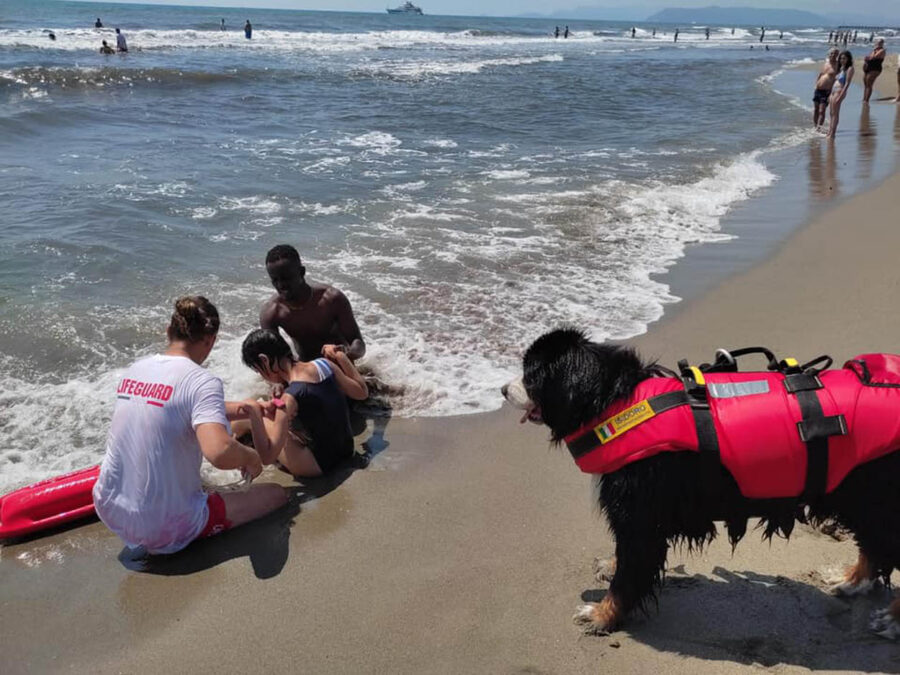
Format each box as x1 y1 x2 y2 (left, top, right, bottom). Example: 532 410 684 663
503 328 900 636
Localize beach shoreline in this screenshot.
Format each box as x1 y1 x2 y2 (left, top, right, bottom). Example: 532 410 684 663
5 153 900 674
5 25 900 672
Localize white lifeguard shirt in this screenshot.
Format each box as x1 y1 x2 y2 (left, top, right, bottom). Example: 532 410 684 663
93 354 229 554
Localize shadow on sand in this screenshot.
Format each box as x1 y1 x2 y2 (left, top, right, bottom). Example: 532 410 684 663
581 565 900 671
118 407 394 580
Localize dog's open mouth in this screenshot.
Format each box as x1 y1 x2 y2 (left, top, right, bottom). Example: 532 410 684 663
520 405 543 424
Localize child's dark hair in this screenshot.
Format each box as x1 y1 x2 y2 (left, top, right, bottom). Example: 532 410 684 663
167 296 219 342
242 328 295 372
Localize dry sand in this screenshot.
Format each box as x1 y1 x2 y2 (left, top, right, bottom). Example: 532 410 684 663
3 75 900 675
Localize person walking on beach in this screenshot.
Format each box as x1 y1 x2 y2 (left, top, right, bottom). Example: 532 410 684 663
92 296 287 555
244 20 252 40
241 329 368 477
115 27 127 53
260 245 366 362
861 38 886 104
813 48 840 130
828 51 855 139
95 18 103 28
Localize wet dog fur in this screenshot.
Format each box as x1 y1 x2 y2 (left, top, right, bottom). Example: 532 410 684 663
504 328 900 635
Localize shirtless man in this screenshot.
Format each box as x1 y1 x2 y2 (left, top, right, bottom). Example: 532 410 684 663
814 48 840 130
260 244 365 362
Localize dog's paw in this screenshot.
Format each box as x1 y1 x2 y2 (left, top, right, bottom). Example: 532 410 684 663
831 577 878 597
592 557 616 583
573 603 613 636
870 608 900 640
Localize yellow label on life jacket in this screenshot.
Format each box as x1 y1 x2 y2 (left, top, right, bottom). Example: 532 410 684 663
594 399 656 444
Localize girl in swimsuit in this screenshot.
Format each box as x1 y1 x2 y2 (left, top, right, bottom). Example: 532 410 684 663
862 39 886 104
829 51 855 139
241 328 368 477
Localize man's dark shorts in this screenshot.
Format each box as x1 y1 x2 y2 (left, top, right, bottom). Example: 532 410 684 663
813 88 832 106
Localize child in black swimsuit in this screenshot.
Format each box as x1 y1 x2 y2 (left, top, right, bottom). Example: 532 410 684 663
241 329 368 476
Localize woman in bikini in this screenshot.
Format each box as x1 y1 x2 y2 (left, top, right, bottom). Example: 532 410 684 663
241 328 368 477
862 39 886 104
828 51 855 139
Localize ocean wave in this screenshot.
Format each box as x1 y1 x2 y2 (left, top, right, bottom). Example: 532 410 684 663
0 65 263 91
351 54 564 80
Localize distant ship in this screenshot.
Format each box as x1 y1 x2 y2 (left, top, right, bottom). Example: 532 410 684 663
387 2 423 14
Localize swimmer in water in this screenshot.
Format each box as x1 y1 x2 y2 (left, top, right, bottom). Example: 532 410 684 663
100 39 115 54
245 20 252 39
259 244 366 363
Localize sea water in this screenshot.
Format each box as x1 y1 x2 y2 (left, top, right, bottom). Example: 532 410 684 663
1 0 897 491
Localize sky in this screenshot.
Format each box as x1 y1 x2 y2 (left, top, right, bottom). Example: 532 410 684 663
69 0 895 21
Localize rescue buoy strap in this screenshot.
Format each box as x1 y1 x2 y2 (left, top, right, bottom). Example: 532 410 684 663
565 390 690 459
797 414 847 443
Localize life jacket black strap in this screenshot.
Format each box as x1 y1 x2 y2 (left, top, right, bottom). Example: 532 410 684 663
565 390 690 459
787 381 847 497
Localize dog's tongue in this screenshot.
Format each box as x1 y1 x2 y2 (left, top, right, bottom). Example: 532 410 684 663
520 406 542 424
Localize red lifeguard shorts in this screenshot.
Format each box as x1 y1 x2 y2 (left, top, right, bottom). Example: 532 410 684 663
198 493 232 538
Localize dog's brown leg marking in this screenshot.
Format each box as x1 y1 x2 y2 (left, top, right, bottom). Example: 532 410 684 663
574 593 622 635
845 550 877 585
593 556 617 582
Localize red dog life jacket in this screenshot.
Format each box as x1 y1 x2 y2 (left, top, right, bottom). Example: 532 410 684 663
563 354 900 499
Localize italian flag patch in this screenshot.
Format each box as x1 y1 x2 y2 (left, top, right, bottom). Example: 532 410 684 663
593 399 656 444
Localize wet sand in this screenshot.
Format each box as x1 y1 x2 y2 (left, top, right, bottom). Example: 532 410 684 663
4 78 900 675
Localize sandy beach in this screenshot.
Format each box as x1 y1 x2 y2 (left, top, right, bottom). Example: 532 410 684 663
4 70 900 674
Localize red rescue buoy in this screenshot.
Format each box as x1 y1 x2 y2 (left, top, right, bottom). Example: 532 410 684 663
0 465 99 541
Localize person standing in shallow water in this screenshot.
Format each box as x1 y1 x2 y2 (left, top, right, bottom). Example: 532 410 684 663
564 26 569 39
862 38 886 104
245 20 252 39
828 50 855 139
260 244 366 362
115 27 127 53
95 18 103 28
674 28 679 43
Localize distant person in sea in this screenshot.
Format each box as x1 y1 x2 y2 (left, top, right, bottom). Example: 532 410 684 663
100 39 115 54
862 38 885 104
674 28 679 43
828 50 855 139
47 31 56 41
564 26 569 39
705 27 710 40
652 28 656 37
631 26 636 38
554 26 559 38
95 18 103 28
731 27 735 35
92 296 287 556
869 32 874 44
260 244 366 363
813 48 840 130
765 45 770 51
853 30 858 43
760 26 765 43
245 20 252 40
779 30 783 39
828 31 833 43
115 27 127 53
221 18 226 31
241 329 368 477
